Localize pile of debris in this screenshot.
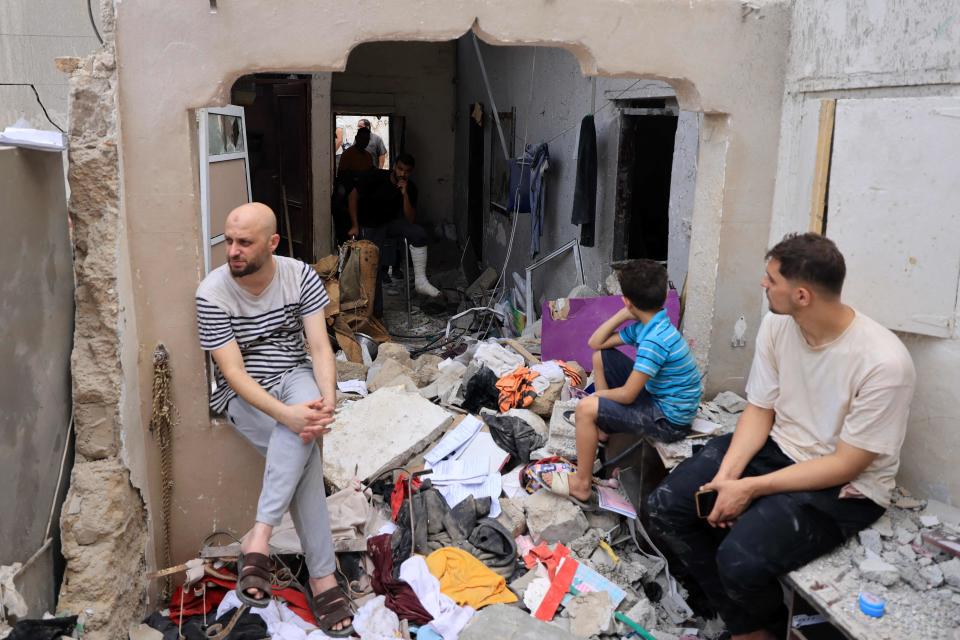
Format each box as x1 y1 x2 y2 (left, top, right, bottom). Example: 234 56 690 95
790 491 960 639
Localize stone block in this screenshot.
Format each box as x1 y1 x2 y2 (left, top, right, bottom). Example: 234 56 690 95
336 359 368 382
566 590 614 637
712 390 747 413
322 387 453 489
376 342 414 367
940 558 960 588
367 358 415 392
921 563 945 587
411 353 444 386
858 557 900 586
460 603 580 640
618 597 657 633
872 514 894 537
531 381 564 417
496 497 527 537
524 490 589 544
858 528 883 555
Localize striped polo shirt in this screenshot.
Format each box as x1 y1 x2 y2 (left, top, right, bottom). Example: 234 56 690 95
619 310 703 425
195 256 329 413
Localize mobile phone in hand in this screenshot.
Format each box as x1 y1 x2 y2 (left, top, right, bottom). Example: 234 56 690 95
695 489 718 518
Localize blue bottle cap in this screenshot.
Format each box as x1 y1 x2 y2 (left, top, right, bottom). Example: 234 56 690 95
859 591 885 618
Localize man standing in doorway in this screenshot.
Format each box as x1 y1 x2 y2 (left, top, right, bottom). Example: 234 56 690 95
347 153 442 304
647 233 915 640
358 118 387 169
195 203 353 636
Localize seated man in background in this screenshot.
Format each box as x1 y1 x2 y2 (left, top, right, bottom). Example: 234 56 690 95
647 233 916 640
543 259 702 503
347 152 441 305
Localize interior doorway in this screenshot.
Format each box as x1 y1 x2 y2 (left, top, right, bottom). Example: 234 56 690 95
335 114 393 172
232 74 314 262
612 101 679 262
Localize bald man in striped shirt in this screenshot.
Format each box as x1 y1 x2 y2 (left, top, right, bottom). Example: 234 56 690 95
195 203 353 635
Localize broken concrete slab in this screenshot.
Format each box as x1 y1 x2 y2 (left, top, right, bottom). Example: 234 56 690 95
460 603 582 640
323 386 453 489
569 529 602 559
524 490 589 544
566 590 614 637
921 563 945 587
873 514 895 537
543 399 578 458
712 390 747 413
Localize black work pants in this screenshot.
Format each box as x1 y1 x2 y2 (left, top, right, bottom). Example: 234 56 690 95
646 433 884 635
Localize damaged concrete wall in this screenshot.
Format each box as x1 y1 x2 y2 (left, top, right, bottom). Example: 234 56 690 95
0 1 101 130
103 0 792 603
451 40 700 312
332 41 457 228
769 0 960 505
0 147 73 614
56 2 152 636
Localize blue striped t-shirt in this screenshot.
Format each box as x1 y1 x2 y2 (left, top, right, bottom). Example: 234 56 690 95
619 310 702 425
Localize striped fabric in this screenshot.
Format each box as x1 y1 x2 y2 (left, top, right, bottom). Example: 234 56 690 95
195 256 329 412
619 310 703 425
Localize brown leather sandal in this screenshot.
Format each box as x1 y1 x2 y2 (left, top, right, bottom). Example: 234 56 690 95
235 552 273 608
308 584 355 638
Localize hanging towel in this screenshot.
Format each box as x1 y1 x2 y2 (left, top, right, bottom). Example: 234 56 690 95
571 115 597 247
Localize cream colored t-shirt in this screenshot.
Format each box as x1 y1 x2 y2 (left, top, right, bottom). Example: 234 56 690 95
745 311 915 506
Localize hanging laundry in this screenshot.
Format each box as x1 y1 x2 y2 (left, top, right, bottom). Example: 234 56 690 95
571 114 597 247
495 366 540 412
525 142 550 256
425 547 518 609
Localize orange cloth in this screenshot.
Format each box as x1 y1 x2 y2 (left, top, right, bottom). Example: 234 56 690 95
425 547 518 609
495 366 539 412
556 360 583 386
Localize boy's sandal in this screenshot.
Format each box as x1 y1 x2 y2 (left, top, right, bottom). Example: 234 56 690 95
538 470 601 513
308 584 355 638
235 552 273 608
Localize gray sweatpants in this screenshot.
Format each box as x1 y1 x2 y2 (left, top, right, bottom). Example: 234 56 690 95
225 364 335 578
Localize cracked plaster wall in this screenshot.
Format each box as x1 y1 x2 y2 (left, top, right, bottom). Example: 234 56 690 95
769 0 960 506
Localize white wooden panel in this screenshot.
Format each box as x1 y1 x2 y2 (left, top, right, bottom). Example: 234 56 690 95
827 97 960 337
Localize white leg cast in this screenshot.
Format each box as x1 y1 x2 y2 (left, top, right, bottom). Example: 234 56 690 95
408 245 441 297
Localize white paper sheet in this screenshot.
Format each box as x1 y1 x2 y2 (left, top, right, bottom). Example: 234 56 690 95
337 379 368 396
423 415 483 466
436 473 503 518
426 457 490 485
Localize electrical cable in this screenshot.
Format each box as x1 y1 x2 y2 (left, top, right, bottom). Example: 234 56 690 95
540 78 645 147
87 0 104 45
0 83 66 133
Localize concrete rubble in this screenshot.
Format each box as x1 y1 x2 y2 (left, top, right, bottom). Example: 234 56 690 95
524 490 589 543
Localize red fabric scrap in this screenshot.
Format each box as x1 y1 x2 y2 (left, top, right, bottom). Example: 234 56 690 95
390 474 422 521
367 534 434 625
168 574 315 625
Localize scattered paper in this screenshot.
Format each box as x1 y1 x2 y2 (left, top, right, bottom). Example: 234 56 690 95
424 415 483 466
458 431 510 474
337 379 368 396
436 473 503 518
596 486 637 519
426 457 490 485
501 469 524 499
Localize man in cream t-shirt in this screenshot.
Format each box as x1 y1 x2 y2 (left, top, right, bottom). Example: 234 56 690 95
648 233 915 640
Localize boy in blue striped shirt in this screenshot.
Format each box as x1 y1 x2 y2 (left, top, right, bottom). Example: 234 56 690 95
544 260 702 503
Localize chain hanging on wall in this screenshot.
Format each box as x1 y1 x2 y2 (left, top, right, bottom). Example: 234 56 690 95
149 343 178 599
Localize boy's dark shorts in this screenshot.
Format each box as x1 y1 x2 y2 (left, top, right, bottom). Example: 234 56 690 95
596 348 690 443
